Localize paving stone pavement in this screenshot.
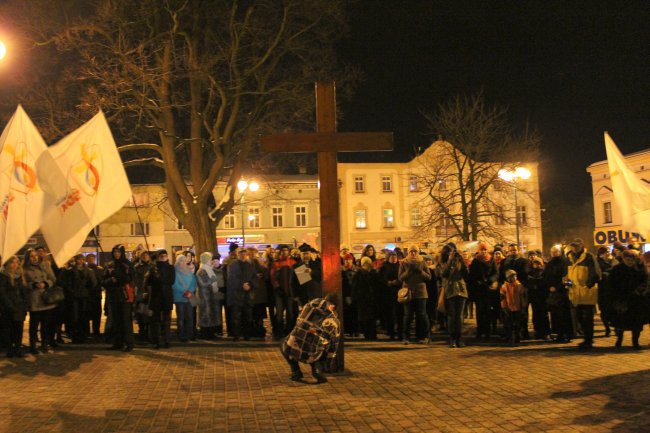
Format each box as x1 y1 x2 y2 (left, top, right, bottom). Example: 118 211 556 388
1 325 649 433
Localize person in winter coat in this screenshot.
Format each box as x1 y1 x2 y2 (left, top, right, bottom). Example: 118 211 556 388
543 245 572 343
566 238 601 350
596 247 615 337
341 253 359 337
58 254 96 344
227 248 255 341
379 251 402 340
489 249 505 335
144 250 175 349
85 254 104 338
133 251 155 341
270 245 297 338
172 254 197 342
292 245 323 305
281 297 341 384
500 244 530 338
248 248 269 338
608 249 648 349
0 256 30 357
352 256 380 340
527 256 550 340
23 248 57 354
468 242 499 340
196 252 224 340
102 245 135 352
399 246 432 344
440 243 469 348
500 269 527 346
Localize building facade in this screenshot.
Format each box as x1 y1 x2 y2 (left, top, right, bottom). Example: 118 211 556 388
339 141 543 254
586 148 650 250
86 141 544 257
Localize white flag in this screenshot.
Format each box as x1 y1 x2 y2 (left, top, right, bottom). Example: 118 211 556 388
0 105 48 261
604 132 650 238
37 111 132 266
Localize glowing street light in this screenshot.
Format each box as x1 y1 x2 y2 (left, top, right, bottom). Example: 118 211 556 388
237 179 259 247
498 167 531 248
0 41 7 61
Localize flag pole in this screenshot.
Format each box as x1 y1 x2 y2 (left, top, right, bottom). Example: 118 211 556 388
131 195 151 252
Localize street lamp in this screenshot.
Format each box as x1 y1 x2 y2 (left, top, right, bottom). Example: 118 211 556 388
498 167 531 249
237 179 259 248
0 41 6 60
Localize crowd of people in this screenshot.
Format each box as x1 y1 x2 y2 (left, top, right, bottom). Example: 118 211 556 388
1 237 649 358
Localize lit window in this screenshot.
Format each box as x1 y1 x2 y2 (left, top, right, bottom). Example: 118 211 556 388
224 210 235 229
354 176 365 193
439 177 447 191
248 207 260 228
383 208 394 228
411 208 421 227
382 175 392 192
355 209 367 229
494 206 505 225
440 207 452 227
128 193 150 207
603 202 612 224
517 206 527 226
272 207 284 227
130 222 150 236
409 175 419 192
295 206 307 227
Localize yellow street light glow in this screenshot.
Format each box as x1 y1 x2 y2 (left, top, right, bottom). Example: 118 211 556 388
237 179 248 193
0 41 6 60
515 167 531 180
248 181 259 192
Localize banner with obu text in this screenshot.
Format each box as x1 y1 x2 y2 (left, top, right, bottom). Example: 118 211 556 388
604 132 650 239
37 111 132 266
0 105 48 262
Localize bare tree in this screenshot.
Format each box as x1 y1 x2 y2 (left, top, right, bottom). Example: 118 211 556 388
415 93 541 243
0 0 354 253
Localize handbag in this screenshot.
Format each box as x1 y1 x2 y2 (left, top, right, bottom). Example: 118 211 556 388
397 287 411 304
436 285 446 314
42 285 65 304
136 301 153 317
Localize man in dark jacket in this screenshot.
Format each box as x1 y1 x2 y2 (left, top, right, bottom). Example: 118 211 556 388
85 254 104 338
59 254 96 344
468 242 499 340
227 248 255 341
102 245 135 352
281 297 341 384
543 245 571 342
145 250 175 349
292 244 323 305
270 245 297 338
133 251 155 341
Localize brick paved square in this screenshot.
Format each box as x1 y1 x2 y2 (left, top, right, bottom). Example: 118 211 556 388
1 322 649 433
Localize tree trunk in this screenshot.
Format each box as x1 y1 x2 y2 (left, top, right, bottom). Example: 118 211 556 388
186 206 217 254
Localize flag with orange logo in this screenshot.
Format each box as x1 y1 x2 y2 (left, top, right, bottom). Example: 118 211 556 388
604 132 650 239
0 105 48 262
37 111 132 266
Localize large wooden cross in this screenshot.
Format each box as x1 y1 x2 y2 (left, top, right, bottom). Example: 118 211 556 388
261 82 393 372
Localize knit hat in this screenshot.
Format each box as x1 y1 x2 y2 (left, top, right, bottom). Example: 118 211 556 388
360 256 373 267
343 253 355 261
477 241 489 250
505 269 517 279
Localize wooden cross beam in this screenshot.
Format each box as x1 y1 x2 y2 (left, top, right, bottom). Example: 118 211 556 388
261 81 393 372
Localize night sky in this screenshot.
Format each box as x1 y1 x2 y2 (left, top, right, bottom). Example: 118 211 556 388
336 1 649 206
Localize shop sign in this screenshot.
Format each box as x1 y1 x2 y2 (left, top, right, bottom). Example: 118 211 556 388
593 228 647 245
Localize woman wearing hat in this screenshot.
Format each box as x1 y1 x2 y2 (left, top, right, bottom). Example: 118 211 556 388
440 243 469 348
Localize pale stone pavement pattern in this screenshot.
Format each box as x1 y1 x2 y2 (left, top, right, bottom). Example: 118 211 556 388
1 323 649 433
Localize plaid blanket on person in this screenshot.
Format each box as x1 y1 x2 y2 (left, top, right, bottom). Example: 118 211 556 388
281 298 341 364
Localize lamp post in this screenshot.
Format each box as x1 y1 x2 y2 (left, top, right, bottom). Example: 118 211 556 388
498 167 531 249
237 179 259 248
